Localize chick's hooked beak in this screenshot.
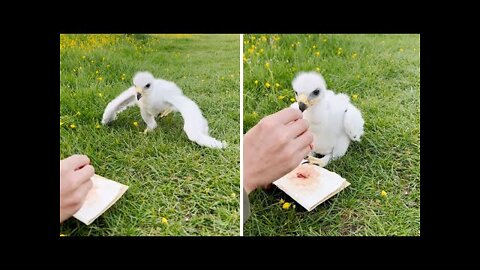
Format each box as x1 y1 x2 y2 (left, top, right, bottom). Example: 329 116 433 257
135 86 143 100
297 94 309 112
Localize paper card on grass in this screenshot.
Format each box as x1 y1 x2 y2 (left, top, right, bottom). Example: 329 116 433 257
73 174 129 225
273 164 350 211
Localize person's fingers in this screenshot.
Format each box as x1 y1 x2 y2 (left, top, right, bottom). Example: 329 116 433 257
72 165 95 187
293 130 314 151
62 155 90 170
285 119 309 139
270 107 303 125
72 179 94 208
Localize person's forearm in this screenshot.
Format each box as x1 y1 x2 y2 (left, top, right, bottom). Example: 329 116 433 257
243 188 251 223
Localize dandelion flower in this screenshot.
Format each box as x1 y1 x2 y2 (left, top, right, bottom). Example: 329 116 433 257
381 190 387 197
282 202 291 210
60 121 64 126
161 217 168 224
316 67 320 72
352 52 358 59
96 124 101 129
98 93 103 97
70 124 76 129
95 70 99 74
275 83 280 88
312 45 316 49
352 94 358 100
265 82 271 88
336 47 343 55
133 121 139 127
315 51 320 57
278 95 285 100
91 60 94 63
265 62 270 69
254 80 258 85
97 77 103 81
82 55 86 59
290 97 296 102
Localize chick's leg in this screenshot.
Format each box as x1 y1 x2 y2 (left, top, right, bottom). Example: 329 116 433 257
159 107 173 118
140 109 157 134
307 154 332 167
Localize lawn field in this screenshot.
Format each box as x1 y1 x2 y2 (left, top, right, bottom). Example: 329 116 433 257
60 34 240 236
243 34 420 236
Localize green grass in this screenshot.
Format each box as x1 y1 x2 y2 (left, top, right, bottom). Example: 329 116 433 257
60 34 240 236
243 34 420 236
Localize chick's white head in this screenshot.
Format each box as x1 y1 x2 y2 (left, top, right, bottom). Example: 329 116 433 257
292 71 327 112
133 71 155 99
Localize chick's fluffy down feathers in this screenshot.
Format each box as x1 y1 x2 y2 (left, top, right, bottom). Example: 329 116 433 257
291 71 364 166
102 71 226 149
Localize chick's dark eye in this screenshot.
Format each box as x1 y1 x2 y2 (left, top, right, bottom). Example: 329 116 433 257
294 91 298 95
313 89 320 95
145 83 151 88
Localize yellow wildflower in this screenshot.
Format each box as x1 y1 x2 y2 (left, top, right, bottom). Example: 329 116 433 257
278 95 285 100
265 62 270 69
60 234 66 237
95 70 99 74
315 51 320 57
254 80 258 85
316 67 320 72
82 55 86 59
381 190 387 197
97 77 103 81
251 111 258 117
275 83 280 88
96 124 101 129
312 45 316 49
265 82 271 88
70 124 76 129
60 121 64 126
282 202 291 210
290 97 295 102
161 217 168 224
399 48 404 52
76 111 81 116
98 93 103 97
352 52 358 59
352 94 358 100
133 121 139 127
336 47 343 55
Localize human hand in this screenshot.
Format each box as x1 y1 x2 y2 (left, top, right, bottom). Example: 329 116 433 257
243 108 313 194
60 155 94 223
